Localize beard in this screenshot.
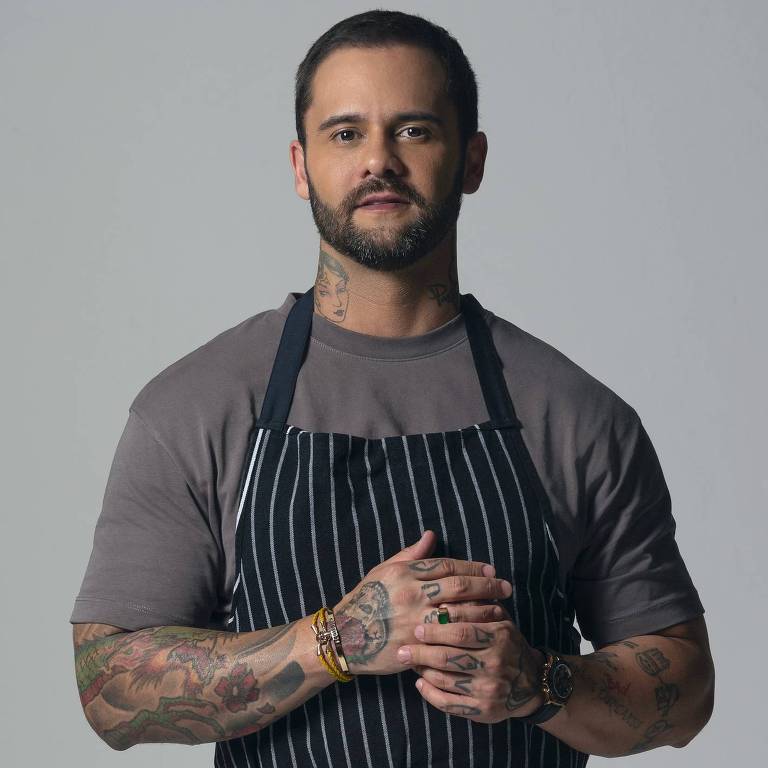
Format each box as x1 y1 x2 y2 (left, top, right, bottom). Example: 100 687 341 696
306 162 465 272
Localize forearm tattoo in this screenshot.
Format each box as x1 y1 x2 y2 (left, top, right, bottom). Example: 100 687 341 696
573 642 683 755
628 646 679 754
74 622 310 750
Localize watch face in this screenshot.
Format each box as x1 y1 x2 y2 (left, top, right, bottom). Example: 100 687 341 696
550 660 574 702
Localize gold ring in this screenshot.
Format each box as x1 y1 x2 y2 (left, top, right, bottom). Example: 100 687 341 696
437 606 450 624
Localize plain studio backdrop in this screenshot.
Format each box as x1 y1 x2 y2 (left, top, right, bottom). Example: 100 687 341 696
1 1 765 764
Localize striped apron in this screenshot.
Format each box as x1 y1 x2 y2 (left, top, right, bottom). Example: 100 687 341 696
214 288 588 768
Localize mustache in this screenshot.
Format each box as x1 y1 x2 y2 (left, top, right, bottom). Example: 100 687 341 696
342 179 427 212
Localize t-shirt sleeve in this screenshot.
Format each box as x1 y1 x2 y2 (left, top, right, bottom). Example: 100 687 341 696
70 409 220 630
571 405 704 647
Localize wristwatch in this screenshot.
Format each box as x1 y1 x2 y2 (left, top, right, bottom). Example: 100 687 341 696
521 647 574 724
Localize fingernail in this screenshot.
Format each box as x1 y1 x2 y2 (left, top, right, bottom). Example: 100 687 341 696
397 647 412 663
414 625 425 640
493 606 503 618
502 580 513 596
482 564 496 577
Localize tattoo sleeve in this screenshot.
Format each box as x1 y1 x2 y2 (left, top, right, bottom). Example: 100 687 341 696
536 624 714 758
73 616 332 751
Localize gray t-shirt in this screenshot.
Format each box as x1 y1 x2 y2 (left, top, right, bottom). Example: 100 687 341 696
71 292 704 647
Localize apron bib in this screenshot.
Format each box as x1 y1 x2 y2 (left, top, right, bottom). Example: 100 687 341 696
215 288 587 768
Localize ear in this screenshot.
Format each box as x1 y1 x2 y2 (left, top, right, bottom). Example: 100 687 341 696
289 139 310 200
461 131 488 195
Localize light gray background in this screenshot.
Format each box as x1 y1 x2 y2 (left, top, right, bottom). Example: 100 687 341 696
1 0 765 764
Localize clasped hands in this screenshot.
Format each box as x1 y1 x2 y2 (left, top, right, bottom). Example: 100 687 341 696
333 531 546 725
396 578 546 724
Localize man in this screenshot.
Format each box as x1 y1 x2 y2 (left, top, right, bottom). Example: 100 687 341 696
71 9 714 766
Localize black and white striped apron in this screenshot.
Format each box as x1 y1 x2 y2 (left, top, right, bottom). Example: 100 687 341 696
214 288 588 768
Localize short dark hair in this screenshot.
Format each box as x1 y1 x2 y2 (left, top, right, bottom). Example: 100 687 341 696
295 10 479 149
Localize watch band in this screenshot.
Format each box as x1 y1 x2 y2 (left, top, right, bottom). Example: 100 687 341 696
520 647 567 725
521 700 562 725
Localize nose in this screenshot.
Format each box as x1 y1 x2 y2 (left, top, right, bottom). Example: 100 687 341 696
363 131 405 179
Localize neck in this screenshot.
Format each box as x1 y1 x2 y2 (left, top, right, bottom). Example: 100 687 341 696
312 230 461 337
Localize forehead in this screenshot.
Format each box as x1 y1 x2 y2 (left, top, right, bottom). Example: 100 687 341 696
306 44 452 124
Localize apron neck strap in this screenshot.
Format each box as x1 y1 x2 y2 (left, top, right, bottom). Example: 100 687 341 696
258 287 520 429
257 287 315 428
461 293 520 426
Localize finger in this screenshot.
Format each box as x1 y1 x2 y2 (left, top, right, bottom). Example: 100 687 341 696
414 621 499 649
422 603 505 624
415 676 484 721
387 530 437 563
398 643 486 673
406 557 496 580
420 574 512 605
414 665 478 696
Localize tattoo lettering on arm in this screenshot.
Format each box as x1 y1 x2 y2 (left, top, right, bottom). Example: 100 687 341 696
573 652 645 734
569 633 705 757
602 674 631 698
595 674 643 730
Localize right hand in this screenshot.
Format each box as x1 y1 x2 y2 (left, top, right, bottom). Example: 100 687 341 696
332 530 513 675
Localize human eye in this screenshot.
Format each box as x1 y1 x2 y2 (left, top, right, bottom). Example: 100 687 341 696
332 128 360 144
398 125 429 140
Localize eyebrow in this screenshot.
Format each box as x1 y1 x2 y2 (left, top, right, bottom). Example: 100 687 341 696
316 111 445 133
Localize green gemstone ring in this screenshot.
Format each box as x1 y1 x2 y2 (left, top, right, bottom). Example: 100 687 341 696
437 607 450 624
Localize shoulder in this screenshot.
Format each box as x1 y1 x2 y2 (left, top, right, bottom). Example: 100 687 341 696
484 308 639 440
129 299 292 442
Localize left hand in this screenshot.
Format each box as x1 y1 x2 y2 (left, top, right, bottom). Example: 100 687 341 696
397 602 546 724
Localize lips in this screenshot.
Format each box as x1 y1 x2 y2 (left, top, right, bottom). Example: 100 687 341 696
356 193 410 207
